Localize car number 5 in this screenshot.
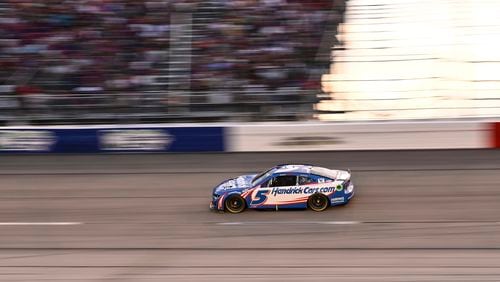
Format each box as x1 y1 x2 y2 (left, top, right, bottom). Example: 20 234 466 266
251 189 269 205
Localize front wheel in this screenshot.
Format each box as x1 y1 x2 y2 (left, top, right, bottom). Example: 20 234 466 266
308 193 329 212
225 194 246 213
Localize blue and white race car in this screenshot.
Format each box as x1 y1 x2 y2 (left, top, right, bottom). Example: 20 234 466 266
210 164 354 213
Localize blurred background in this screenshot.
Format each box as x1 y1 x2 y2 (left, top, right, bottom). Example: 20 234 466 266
0 0 499 281
1 0 499 125
1 0 339 124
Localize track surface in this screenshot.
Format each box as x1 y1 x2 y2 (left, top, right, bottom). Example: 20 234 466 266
0 150 499 281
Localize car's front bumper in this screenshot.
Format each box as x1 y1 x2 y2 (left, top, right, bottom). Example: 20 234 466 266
210 194 224 211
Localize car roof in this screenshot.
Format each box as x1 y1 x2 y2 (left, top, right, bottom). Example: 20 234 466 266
274 164 313 174
273 164 337 178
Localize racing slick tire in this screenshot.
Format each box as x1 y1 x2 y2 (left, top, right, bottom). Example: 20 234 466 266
308 193 329 212
225 194 246 214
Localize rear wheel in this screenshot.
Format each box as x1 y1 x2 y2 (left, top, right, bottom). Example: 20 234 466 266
225 195 246 214
308 193 329 212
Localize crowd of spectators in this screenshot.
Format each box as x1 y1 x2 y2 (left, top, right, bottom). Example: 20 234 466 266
191 0 345 104
0 0 174 112
0 0 346 122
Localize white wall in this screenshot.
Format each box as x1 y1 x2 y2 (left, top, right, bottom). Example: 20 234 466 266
228 122 489 152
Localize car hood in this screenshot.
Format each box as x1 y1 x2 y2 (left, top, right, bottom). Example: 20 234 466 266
213 174 257 194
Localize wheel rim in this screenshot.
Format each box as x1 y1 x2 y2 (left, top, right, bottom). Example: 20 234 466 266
226 196 244 213
310 194 327 211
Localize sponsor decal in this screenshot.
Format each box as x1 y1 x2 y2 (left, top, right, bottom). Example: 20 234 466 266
273 136 343 147
305 186 337 194
250 183 344 205
236 176 247 187
331 197 345 204
99 129 174 151
271 187 303 196
268 186 338 196
221 180 236 189
0 130 55 151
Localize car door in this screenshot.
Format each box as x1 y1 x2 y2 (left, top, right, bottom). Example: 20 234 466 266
253 174 307 207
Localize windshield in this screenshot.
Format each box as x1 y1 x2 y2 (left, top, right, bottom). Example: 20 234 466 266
251 166 277 185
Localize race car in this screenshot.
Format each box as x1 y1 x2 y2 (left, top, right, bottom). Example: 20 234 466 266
210 164 354 213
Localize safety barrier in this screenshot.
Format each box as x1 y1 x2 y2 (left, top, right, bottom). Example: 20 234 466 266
493 122 500 149
0 121 497 153
226 121 494 152
0 125 225 153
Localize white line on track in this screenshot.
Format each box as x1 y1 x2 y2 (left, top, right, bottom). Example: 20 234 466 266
0 222 83 226
217 221 361 226
320 221 361 225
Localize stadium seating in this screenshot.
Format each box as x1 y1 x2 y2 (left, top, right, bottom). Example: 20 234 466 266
0 0 345 124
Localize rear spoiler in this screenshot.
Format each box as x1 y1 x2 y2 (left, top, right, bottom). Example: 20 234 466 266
336 169 351 181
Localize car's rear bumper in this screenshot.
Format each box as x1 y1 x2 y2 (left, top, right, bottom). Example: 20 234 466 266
346 191 354 201
332 182 354 205
345 183 355 202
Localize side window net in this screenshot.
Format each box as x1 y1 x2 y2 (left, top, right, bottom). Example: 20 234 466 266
269 175 297 187
298 176 316 185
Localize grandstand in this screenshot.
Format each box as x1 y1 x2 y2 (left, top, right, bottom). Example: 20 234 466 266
0 0 344 125
318 0 500 120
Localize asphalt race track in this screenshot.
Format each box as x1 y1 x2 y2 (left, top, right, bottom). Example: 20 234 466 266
0 150 499 281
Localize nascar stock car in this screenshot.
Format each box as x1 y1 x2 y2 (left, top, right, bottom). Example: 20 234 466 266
210 164 354 213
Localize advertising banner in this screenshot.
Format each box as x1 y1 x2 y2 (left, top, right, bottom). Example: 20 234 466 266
0 126 225 153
